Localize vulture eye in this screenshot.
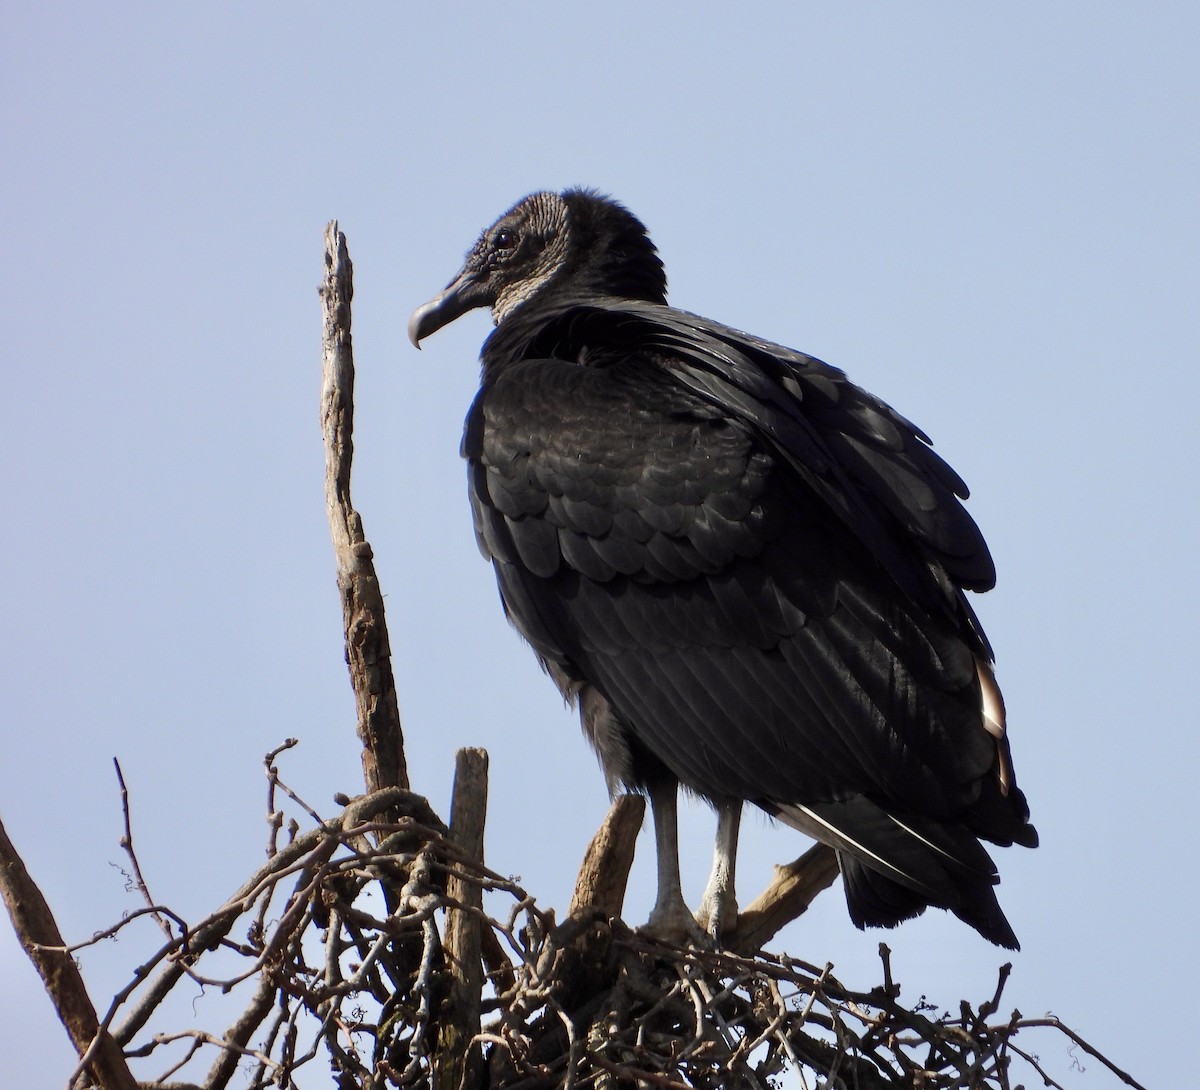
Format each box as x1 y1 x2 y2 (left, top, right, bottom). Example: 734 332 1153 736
493 228 518 252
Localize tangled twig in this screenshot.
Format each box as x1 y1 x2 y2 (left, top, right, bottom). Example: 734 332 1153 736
26 750 1113 1089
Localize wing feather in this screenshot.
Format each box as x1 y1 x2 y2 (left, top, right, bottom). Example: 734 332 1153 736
465 292 1033 945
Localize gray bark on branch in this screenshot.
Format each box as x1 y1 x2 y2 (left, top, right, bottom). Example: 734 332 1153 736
735 842 840 954
437 748 490 1090
568 794 645 922
0 813 138 1090
321 220 409 794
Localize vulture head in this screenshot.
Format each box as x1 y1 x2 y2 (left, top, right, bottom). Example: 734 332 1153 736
408 189 667 346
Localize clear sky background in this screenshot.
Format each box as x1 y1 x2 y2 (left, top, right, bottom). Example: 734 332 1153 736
2 5 1196 1086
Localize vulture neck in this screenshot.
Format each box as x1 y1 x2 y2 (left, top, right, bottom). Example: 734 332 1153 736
558 190 668 306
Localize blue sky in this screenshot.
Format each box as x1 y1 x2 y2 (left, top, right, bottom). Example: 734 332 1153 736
2 5 1196 1086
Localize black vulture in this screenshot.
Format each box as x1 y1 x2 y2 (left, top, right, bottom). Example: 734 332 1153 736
409 189 1037 949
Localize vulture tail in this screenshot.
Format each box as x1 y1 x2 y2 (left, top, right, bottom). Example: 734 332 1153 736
765 796 1021 950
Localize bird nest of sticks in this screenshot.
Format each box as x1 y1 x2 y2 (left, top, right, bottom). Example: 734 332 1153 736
36 748 1093 1090
36 743 1131 1090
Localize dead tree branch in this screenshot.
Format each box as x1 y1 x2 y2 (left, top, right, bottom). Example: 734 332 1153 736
568 794 646 922
734 843 840 954
0 813 138 1090
437 748 490 1090
321 219 409 794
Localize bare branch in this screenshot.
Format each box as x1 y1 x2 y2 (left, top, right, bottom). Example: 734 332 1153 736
734 843 840 953
113 759 177 947
568 794 645 922
320 220 408 794
1010 1016 1149 1090
0 812 138 1090
438 748 490 1090
203 974 281 1090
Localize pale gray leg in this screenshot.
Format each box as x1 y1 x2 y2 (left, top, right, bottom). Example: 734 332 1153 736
697 800 741 942
642 781 706 942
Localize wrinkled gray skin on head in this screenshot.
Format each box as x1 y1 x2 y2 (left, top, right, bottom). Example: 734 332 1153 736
408 191 572 345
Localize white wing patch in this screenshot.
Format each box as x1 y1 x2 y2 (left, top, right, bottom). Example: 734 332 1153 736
975 655 1011 795
790 804 928 892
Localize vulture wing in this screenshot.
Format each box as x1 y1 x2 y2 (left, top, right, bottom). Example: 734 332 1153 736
465 296 1034 947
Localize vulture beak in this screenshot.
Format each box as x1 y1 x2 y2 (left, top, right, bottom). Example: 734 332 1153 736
408 264 494 347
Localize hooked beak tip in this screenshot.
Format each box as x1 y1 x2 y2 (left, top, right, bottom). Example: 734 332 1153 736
407 294 447 348
406 312 425 349
408 266 490 349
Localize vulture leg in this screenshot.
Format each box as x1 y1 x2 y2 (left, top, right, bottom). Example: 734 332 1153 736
642 781 707 943
697 800 741 942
